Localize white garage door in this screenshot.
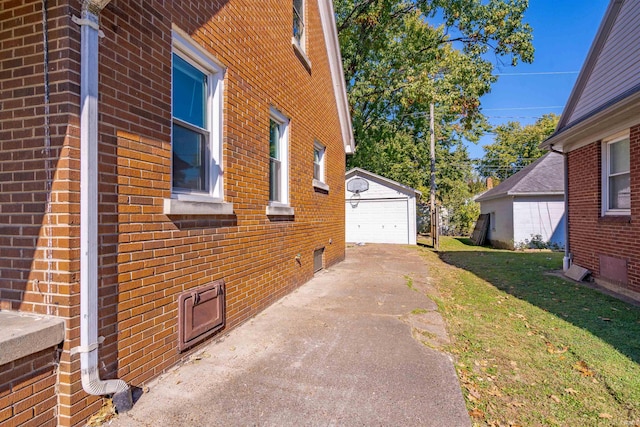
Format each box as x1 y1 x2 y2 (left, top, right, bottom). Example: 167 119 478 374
346 198 409 244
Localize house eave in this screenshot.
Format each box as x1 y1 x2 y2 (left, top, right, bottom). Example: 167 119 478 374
477 191 564 202
542 86 640 153
553 0 625 132
346 168 421 197
318 0 355 154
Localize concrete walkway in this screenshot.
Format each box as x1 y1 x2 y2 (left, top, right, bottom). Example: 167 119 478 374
108 244 470 427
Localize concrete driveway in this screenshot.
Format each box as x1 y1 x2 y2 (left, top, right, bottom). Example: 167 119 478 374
108 244 470 427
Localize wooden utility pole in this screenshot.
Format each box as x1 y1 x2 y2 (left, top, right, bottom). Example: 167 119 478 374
429 103 438 249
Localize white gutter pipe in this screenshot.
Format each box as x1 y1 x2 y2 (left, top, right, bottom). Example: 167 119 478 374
74 0 132 412
550 145 571 271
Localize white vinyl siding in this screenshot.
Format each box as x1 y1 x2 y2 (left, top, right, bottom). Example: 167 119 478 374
513 197 565 247
480 196 565 249
345 171 419 245
568 1 640 124
480 198 514 248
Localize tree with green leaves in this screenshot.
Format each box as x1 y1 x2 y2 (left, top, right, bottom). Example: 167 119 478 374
335 0 535 234
478 113 559 180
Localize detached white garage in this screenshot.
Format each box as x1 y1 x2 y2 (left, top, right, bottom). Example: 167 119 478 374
345 168 421 245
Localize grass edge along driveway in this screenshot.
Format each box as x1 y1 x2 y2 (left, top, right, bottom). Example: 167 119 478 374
417 237 640 427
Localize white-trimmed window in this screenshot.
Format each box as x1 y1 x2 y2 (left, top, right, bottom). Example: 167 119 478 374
602 131 630 215
269 108 290 205
313 141 329 191
293 0 305 51
171 31 224 200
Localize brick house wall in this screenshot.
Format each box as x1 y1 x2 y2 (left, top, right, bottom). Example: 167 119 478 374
567 123 640 294
0 348 60 427
1 0 349 425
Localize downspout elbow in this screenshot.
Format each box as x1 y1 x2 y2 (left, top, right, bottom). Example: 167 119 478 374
81 365 132 410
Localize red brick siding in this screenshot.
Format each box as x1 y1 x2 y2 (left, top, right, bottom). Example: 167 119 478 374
1 1 83 424
0 348 60 427
2 0 347 425
567 123 640 293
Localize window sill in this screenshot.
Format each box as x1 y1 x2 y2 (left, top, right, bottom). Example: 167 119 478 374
599 214 631 224
292 38 311 72
164 198 234 215
266 203 295 216
0 311 65 365
313 179 329 192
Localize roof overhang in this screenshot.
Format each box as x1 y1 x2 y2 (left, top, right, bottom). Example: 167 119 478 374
476 191 564 203
318 0 355 154
346 168 422 197
542 87 640 153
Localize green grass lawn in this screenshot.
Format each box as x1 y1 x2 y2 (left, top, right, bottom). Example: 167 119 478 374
418 237 640 426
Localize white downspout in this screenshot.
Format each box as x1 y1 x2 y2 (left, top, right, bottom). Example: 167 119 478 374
73 0 132 412
550 145 571 271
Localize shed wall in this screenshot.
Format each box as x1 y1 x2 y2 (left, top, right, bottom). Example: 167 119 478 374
480 197 514 249
513 196 565 248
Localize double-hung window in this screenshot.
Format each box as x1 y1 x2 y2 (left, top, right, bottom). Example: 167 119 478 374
292 0 311 69
313 141 329 191
171 31 224 201
268 108 290 208
293 0 305 51
602 131 630 215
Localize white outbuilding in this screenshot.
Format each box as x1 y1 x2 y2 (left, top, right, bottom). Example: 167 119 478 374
345 168 421 245
475 152 565 249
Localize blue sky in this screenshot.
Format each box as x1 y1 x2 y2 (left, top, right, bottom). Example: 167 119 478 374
468 0 610 160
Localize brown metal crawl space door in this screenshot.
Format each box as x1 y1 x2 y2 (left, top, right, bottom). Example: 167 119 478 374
178 280 225 352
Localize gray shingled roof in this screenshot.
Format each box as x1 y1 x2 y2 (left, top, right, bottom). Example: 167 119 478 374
475 152 564 202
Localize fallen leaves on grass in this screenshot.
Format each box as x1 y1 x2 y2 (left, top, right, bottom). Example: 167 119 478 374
599 413 613 419
545 342 568 354
549 394 561 403
469 408 485 419
574 360 594 377
564 388 578 395
487 386 503 397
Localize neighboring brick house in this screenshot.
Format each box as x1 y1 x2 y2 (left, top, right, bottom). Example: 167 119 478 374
0 0 354 425
542 0 640 297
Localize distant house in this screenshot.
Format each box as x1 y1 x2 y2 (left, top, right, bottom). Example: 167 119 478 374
542 0 640 296
0 1 353 426
345 168 421 245
476 152 565 249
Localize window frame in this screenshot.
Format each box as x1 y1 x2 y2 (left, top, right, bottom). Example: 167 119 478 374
171 30 225 202
291 0 311 70
601 130 631 216
312 140 329 192
292 0 305 52
268 108 290 207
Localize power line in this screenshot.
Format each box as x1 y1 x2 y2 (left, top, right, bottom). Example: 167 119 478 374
482 106 564 111
494 71 579 76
